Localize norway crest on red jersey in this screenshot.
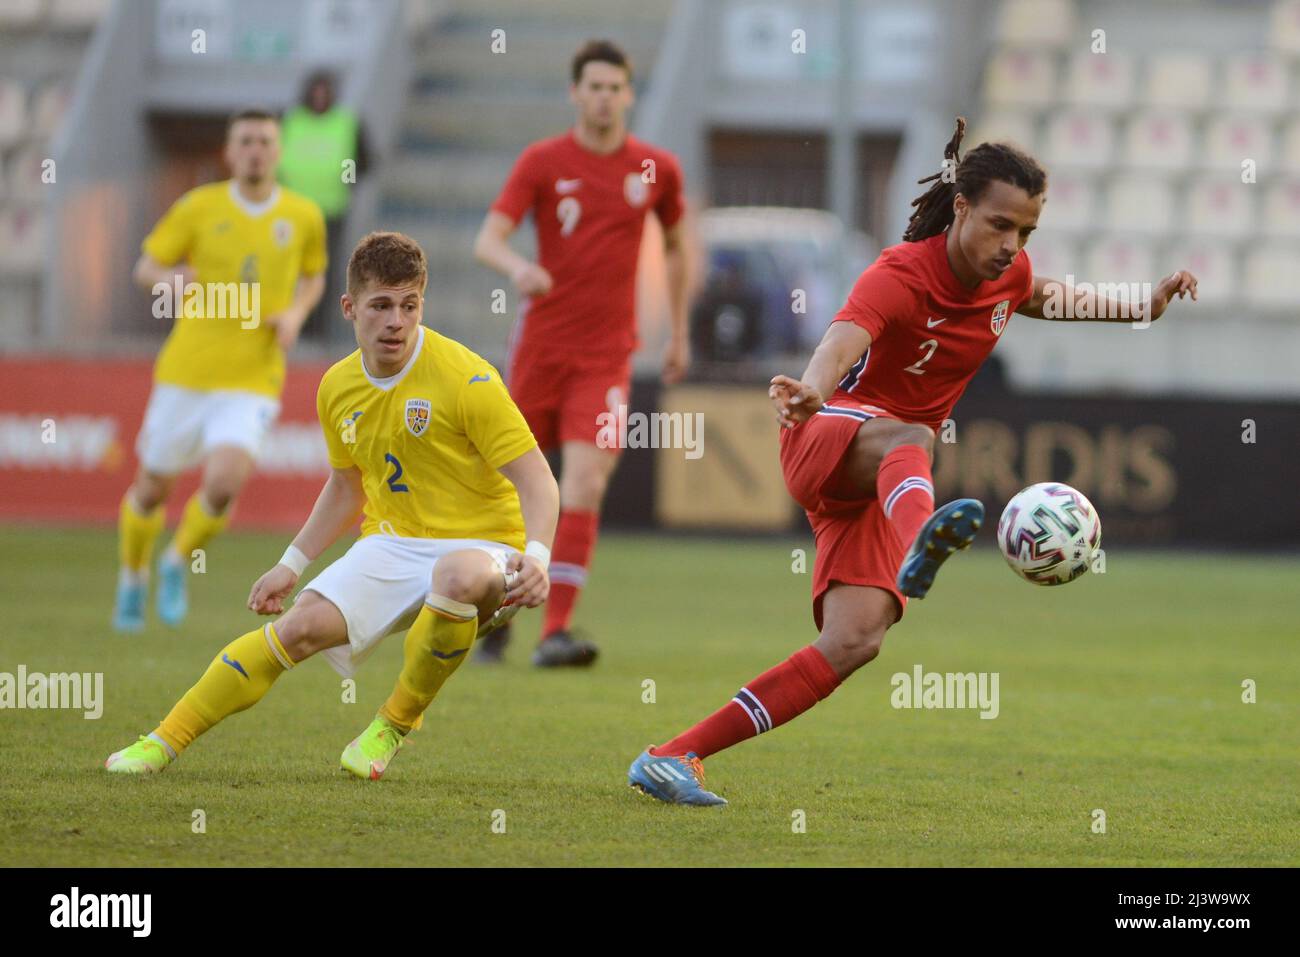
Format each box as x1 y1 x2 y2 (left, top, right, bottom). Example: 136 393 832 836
405 398 431 437
623 172 649 207
990 299 1010 336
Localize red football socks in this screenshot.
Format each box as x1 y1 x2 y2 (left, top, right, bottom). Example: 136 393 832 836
651 646 841 758
876 444 935 548
541 508 600 637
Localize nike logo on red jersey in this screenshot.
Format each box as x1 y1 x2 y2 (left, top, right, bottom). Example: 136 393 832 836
555 178 582 194
926 316 948 328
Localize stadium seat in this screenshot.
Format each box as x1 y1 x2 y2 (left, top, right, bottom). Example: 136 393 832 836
0 81 27 149
1082 237 1155 289
1261 179 1300 238
968 111 1038 154
1021 231 1077 284
1242 245 1298 307
995 0 1077 48
1271 0 1300 55
1104 176 1174 235
0 204 45 272
6 143 48 203
1143 53 1214 110
1185 176 1255 239
1160 240 1236 304
1201 115 1273 173
0 0 44 28
31 81 71 138
48 0 107 28
1035 171 1094 233
982 48 1058 109
1122 111 1194 171
1220 54 1290 114
1062 51 1136 111
1042 110 1116 170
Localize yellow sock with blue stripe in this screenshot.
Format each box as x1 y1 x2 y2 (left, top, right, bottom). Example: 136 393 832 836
154 623 294 755
379 595 479 733
118 494 164 581
167 492 229 564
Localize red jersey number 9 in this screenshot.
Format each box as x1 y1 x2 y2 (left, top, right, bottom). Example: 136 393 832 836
557 197 581 237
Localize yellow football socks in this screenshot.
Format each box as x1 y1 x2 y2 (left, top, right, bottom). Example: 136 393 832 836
378 595 479 733
154 624 294 755
118 495 164 578
169 492 229 562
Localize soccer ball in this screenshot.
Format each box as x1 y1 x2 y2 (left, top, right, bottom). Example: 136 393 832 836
996 482 1102 585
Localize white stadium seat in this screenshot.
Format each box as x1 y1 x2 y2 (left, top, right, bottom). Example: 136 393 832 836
1043 110 1116 170
968 111 1038 154
996 0 1077 47
1160 240 1237 304
31 81 71 138
1261 179 1300 238
1201 115 1273 174
0 0 44 28
1242 245 1299 307
0 204 45 272
983 48 1058 109
1105 176 1174 235
1185 176 1255 239
1144 53 1214 110
1269 0 1300 57
1062 51 1136 111
1036 172 1094 233
1021 231 1078 284
49 0 107 28
1122 111 1194 172
6 143 49 204
1083 237 1155 289
1220 54 1290 115
0 81 27 149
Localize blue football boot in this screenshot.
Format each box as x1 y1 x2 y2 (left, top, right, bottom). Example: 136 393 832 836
156 555 188 626
896 498 984 599
628 748 727 806
112 578 146 632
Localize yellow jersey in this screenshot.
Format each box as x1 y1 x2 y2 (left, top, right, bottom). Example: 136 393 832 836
143 180 327 398
316 325 538 548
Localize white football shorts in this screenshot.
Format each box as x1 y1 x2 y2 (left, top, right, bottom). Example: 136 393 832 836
304 534 518 678
135 384 279 474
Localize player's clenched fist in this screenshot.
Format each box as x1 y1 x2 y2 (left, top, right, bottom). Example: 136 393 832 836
247 563 298 616
504 553 549 608
769 374 824 429
510 262 553 298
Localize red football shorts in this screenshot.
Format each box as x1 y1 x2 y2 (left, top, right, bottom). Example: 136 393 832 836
507 350 632 453
779 398 908 630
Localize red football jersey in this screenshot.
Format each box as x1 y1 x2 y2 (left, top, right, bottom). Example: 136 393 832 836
830 232 1034 430
491 130 685 366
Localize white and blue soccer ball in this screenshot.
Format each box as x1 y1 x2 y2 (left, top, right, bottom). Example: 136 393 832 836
997 482 1102 586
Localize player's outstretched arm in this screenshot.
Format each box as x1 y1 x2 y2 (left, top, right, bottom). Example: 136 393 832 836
496 447 559 609
266 272 326 351
1017 272 1198 322
473 210 553 297
132 254 192 294
770 320 873 428
247 466 365 615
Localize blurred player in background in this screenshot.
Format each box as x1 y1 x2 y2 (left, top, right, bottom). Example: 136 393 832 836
473 39 691 667
105 232 559 778
112 109 327 632
629 118 1199 805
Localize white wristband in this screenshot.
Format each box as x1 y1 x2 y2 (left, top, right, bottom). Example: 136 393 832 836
278 545 310 576
524 540 551 569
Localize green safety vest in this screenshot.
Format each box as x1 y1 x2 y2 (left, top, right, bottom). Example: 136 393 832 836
278 106 358 218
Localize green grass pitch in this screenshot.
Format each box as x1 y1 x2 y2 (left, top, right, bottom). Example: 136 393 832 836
1 524 1296 866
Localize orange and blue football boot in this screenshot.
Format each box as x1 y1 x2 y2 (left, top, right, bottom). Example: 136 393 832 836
628 748 727 806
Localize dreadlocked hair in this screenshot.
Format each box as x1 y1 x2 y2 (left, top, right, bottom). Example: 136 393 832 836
903 116 1047 243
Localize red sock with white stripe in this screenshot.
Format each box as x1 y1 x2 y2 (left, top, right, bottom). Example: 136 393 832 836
650 646 841 759
541 508 599 638
877 444 935 548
